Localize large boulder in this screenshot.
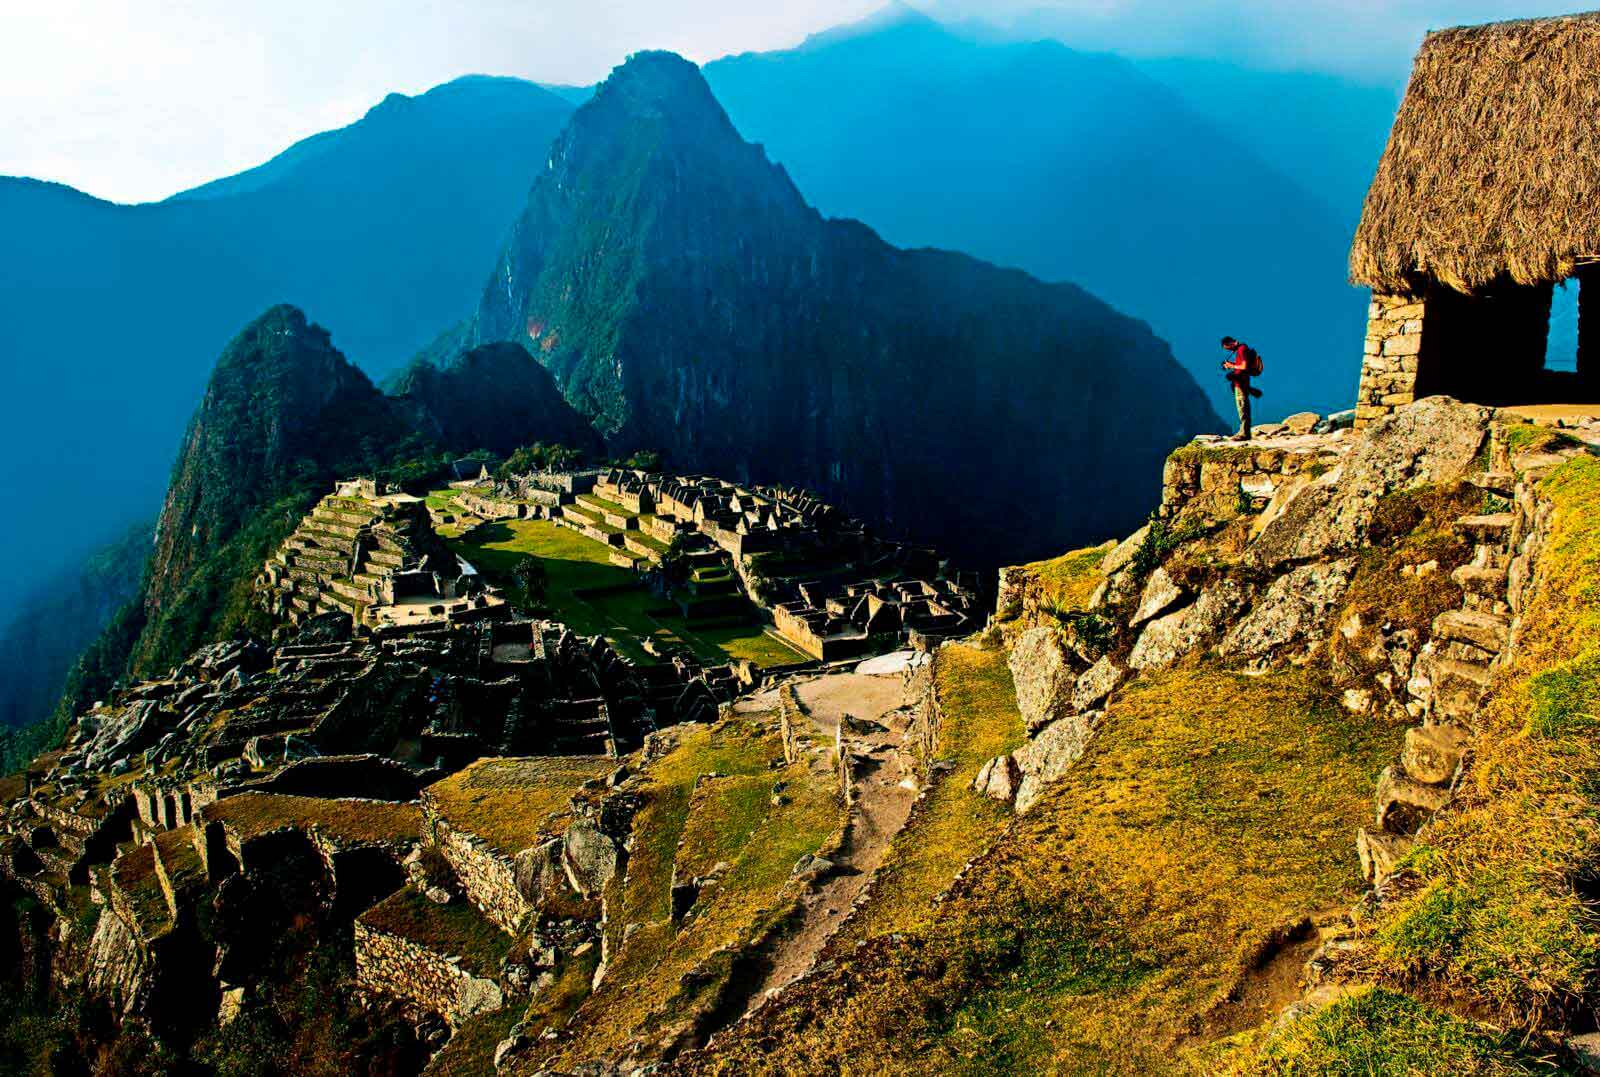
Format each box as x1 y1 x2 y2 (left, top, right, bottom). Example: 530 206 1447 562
1015 710 1102 813
971 755 1020 804
1008 627 1080 733
514 837 566 905
1073 656 1126 712
1251 397 1491 569
1127 580 1251 670
562 817 620 899
1219 559 1356 660
1131 568 1185 626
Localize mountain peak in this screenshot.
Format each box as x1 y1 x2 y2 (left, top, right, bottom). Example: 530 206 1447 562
794 2 944 51
585 51 728 125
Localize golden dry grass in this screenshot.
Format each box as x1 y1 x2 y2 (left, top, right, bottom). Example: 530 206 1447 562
1016 542 1114 615
511 714 842 1071
201 792 420 847
833 640 1026 945
692 664 1402 1075
424 756 613 857
360 886 512 978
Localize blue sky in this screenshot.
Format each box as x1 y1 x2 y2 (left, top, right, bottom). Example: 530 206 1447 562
1 0 1586 204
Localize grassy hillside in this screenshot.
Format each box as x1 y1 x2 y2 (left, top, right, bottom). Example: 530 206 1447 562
1249 454 1600 1071
694 661 1403 1073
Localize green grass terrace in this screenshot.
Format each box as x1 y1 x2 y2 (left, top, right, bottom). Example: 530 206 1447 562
437 502 809 670
423 755 615 858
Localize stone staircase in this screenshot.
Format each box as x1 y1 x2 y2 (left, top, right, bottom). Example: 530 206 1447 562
1347 424 1574 889
1356 476 1519 882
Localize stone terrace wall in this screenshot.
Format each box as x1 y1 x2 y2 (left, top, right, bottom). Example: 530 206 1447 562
422 800 527 934
354 919 502 1026
1160 442 1342 521
1356 293 1425 427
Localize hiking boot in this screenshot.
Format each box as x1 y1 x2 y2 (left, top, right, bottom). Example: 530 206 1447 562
1229 431 1251 442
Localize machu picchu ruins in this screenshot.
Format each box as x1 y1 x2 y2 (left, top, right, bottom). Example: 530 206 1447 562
19 9 1600 1075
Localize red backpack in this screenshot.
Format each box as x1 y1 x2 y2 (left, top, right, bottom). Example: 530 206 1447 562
1244 346 1264 377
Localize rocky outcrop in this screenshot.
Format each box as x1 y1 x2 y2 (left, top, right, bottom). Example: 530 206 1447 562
1128 580 1250 671
997 398 1502 818
1007 628 1079 734
84 907 154 1017
1249 398 1492 571
1014 710 1102 813
1219 559 1356 660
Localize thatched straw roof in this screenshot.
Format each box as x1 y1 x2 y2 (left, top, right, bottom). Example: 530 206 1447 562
1350 12 1600 294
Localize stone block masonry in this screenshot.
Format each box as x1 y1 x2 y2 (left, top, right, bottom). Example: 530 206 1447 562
423 805 528 935
1355 294 1426 427
354 918 503 1027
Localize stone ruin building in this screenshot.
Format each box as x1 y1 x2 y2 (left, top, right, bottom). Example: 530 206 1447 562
0 459 977 1053
454 464 980 661
257 477 507 635
1351 13 1600 426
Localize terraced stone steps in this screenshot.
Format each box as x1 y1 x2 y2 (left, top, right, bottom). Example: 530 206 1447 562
1433 608 1510 653
326 578 371 604
1355 492 1525 886
1467 470 1516 495
1453 513 1515 542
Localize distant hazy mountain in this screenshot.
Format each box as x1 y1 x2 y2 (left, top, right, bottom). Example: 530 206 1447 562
0 76 574 600
0 522 147 735
703 8 1377 421
1130 57 1399 233
469 51 1219 566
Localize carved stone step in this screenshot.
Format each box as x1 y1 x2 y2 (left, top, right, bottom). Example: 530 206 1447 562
1454 513 1515 543
1433 609 1510 653
1357 827 1414 885
1467 471 1516 496
1451 563 1508 597
1376 766 1452 835
1402 724 1469 785
1431 658 1490 720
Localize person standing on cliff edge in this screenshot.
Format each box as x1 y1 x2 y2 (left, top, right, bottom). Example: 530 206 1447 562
1220 336 1263 441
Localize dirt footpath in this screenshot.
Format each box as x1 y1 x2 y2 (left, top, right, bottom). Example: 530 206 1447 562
746 665 921 1006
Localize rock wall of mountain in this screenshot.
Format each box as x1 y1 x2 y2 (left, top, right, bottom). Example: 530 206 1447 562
471 51 1221 566
386 341 604 458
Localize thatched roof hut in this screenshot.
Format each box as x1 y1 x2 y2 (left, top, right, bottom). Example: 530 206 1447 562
1350 12 1600 295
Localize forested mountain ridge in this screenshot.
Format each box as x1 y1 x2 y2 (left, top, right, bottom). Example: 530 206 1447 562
468 50 1221 566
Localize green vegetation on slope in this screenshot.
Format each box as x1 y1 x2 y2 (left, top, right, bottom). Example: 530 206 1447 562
696 665 1404 1074
361 888 512 978
1259 986 1563 1075
425 756 613 857
835 639 1026 944
515 713 843 1069
1340 455 1600 1031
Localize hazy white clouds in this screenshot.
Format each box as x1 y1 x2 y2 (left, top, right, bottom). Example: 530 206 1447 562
0 0 881 202
932 0 1593 80
0 0 1579 202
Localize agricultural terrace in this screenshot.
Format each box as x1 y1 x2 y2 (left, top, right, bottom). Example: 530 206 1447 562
430 490 807 670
